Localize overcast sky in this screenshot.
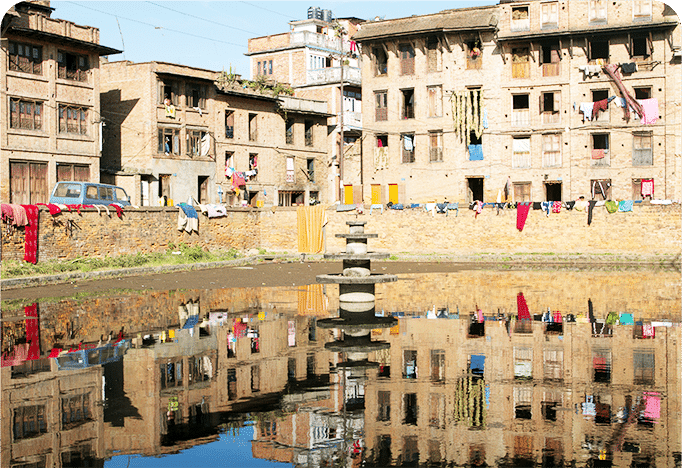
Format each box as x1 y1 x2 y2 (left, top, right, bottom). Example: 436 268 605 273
47 1 498 76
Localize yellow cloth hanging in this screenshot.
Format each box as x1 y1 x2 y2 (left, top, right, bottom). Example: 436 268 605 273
297 205 326 253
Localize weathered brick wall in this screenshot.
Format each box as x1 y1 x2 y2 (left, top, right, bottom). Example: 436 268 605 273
2 203 680 263
1 206 259 262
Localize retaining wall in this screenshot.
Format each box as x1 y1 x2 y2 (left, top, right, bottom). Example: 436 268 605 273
1 203 680 263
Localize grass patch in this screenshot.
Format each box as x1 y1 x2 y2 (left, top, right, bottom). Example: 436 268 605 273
1 244 241 279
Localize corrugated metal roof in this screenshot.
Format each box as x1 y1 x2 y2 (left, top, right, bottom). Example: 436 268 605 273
353 6 498 42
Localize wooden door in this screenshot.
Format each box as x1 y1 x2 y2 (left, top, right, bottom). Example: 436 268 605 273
388 184 399 204
371 184 381 204
343 185 354 205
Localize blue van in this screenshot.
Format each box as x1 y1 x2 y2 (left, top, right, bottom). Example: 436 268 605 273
49 182 132 206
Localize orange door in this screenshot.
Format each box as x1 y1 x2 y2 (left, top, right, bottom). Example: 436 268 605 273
371 184 381 204
343 185 354 204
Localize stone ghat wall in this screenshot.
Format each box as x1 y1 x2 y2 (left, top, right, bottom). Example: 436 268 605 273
1 206 259 263
1 203 680 263
259 203 681 257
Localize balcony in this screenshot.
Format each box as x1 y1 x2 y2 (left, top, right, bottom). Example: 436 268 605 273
279 95 328 115
307 66 361 86
290 31 342 52
342 111 362 130
512 109 530 127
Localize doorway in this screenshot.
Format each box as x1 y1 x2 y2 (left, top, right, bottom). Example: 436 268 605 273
198 176 209 204
545 182 562 201
466 177 484 203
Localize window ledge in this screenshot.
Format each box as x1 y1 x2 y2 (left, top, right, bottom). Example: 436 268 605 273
8 128 48 137
57 133 93 142
6 70 48 81
56 78 92 89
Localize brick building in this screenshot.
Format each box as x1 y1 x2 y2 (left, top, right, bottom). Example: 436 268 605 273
100 61 329 207
353 0 681 205
0 0 121 204
247 7 364 203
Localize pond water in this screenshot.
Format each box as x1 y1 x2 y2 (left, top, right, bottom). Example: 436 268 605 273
1 267 680 468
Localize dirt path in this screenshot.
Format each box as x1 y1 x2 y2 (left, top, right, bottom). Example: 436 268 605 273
2 261 474 301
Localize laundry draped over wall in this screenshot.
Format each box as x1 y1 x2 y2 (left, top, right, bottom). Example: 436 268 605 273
297 205 326 254
451 89 485 146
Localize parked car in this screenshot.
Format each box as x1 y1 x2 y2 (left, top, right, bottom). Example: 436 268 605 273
48 181 132 206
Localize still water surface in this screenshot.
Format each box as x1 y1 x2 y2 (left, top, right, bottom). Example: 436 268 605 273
2 268 680 467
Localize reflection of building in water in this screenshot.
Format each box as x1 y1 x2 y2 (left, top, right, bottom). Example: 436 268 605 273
363 313 681 467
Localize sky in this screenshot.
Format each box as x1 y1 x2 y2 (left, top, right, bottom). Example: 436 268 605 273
39 1 498 77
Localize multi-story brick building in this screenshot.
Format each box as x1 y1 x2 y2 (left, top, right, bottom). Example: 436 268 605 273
247 7 364 203
0 0 121 204
100 61 329 207
353 0 681 205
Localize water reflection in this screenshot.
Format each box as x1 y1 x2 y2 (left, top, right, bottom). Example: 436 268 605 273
1 269 680 467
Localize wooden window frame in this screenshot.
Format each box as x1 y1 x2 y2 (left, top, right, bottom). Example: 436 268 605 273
58 105 88 135
58 50 89 82
375 90 388 121
158 127 181 156
10 98 43 131
8 41 42 75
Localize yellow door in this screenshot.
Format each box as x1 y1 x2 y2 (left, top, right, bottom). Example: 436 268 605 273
344 185 354 204
388 184 399 204
371 184 381 204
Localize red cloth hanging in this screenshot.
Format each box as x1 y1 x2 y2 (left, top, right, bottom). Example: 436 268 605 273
109 204 123 219
21 205 39 264
24 303 40 360
516 202 531 231
517 293 531 320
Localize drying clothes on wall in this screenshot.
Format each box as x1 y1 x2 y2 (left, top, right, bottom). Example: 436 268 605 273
403 134 414 151
641 179 654 197
620 62 637 74
36 203 61 215
579 102 594 121
199 204 227 218
591 149 605 159
7 204 28 226
638 98 659 125
541 201 551 216
587 200 597 226
516 202 531 231
564 201 575 210
109 204 123 219
604 200 618 213
165 104 176 118
21 205 39 264
517 292 531 320
619 313 634 325
468 144 483 161
474 200 483 218
603 64 644 121
231 172 246 189
200 133 211 157
618 200 634 212
579 64 602 78
225 166 235 177
177 203 198 233
552 201 562 213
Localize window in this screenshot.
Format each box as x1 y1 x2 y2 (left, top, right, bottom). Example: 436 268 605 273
227 368 237 398
514 387 532 419
541 2 558 28
158 127 180 155
57 163 89 181
514 182 531 202
307 158 315 182
58 105 88 135
187 129 208 157
633 131 653 166
467 40 482 69
589 0 607 23
375 91 388 121
512 137 531 168
58 50 89 81
593 349 611 383
634 87 651 100
8 41 42 74
399 44 415 75
403 393 418 425
427 85 442 117
541 91 560 124
542 133 561 167
632 178 653 200
633 350 655 384
512 94 530 126
401 89 414 119
188 355 212 385
543 349 563 380
403 350 417 378
427 36 441 72
631 35 651 58
541 42 561 76
9 99 42 130
592 89 610 122
512 47 530 79
62 393 91 429
430 350 445 381
591 179 612 200
633 0 652 20
304 120 313 146
378 391 391 421
429 131 443 162
589 39 609 63
249 113 257 141
13 405 46 441
514 347 533 379
225 110 234 138
401 134 415 163
251 365 260 392
511 6 530 31
225 151 234 172
373 47 388 75
286 157 295 183
285 119 294 144
541 390 561 421
591 133 610 166
160 79 180 106
187 83 206 109
160 359 183 389
429 394 445 428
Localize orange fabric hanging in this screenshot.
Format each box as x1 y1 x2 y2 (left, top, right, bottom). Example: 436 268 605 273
297 205 326 253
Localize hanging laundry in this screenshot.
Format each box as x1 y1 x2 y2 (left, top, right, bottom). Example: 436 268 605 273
541 201 551 216
177 203 198 233
638 98 659 125
642 392 661 420
620 62 637 74
641 179 654 197
517 292 531 320
552 201 562 213
468 144 484 161
579 102 594 121
604 200 618 213
587 200 597 226
21 205 39 264
474 200 483 218
9 204 28 226
603 64 644 121
591 149 605 159
165 104 176 118
200 133 211 157
618 200 633 212
516 202 531 231
619 313 634 325
231 172 246 189
592 98 609 120
578 65 601 78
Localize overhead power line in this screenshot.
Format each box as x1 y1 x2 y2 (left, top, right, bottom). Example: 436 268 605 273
146 2 260 35
239 1 293 19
